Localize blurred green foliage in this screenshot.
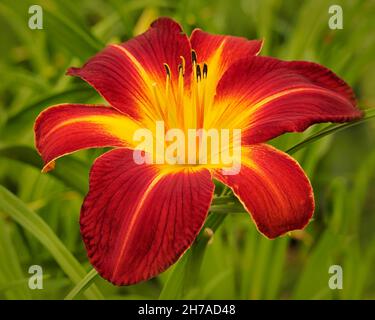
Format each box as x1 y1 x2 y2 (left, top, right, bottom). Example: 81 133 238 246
0 0 374 300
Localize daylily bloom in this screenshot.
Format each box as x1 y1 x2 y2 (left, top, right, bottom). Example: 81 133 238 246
34 17 362 285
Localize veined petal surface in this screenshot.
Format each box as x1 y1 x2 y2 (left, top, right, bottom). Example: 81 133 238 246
214 144 314 239
212 56 362 143
80 148 215 285
35 104 140 171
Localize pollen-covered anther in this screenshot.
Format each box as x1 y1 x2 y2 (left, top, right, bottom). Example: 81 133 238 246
178 56 186 76
203 63 208 78
191 49 197 65
178 64 183 75
163 63 171 79
196 64 202 81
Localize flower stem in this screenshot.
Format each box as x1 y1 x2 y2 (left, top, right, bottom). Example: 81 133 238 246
64 268 99 300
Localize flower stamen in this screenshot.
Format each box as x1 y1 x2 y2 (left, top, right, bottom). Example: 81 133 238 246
196 64 202 82
177 56 185 129
191 49 197 65
163 64 171 125
163 63 171 80
151 82 167 122
203 63 208 78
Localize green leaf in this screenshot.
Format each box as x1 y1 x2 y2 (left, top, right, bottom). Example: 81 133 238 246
65 268 99 300
42 3 104 60
292 231 338 299
287 108 375 155
1 85 95 142
0 146 89 195
159 213 227 299
0 217 32 299
0 185 103 300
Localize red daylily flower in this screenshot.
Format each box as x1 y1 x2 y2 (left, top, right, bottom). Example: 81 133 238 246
34 17 362 285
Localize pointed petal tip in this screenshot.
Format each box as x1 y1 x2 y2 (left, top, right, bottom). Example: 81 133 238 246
260 198 315 240
66 67 80 76
41 160 56 173
34 104 137 170
215 56 363 144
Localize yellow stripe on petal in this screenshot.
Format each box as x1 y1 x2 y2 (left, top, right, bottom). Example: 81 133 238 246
35 104 142 171
48 114 141 147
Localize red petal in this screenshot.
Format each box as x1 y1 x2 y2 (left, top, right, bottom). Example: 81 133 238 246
190 30 262 110
34 104 140 171
67 46 152 120
68 18 192 120
122 18 192 90
213 56 363 144
190 29 262 73
214 144 314 239
81 148 214 285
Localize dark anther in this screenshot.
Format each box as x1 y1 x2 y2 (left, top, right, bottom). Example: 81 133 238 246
191 50 197 65
203 63 208 78
164 63 171 78
196 64 201 81
178 64 184 76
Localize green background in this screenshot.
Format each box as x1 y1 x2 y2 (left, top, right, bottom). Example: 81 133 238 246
0 0 374 299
